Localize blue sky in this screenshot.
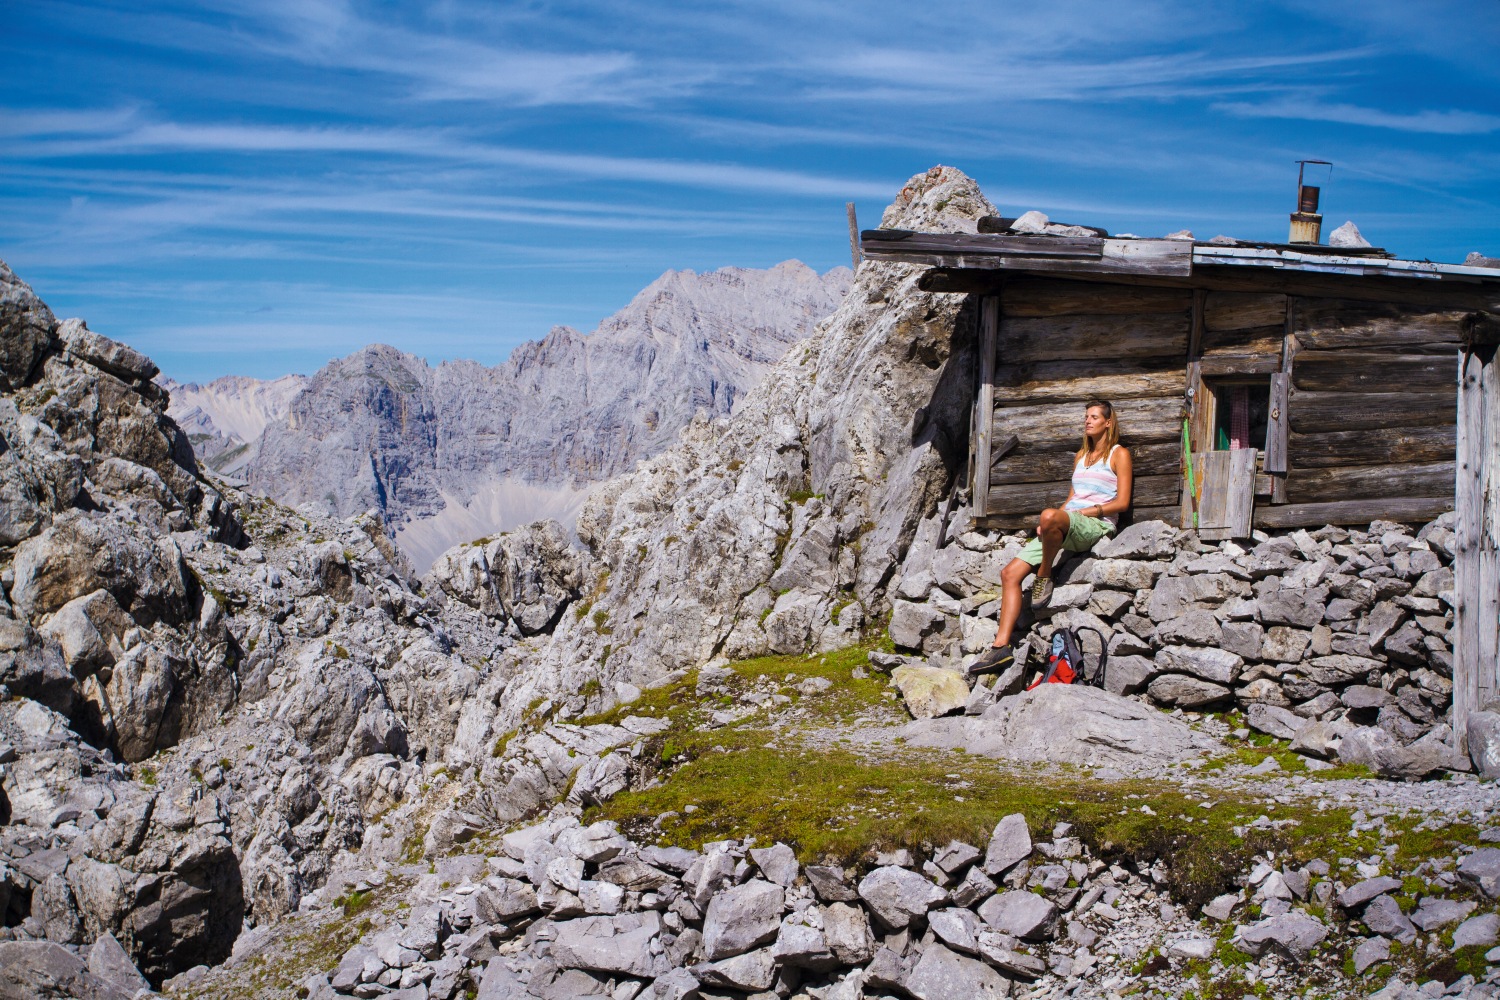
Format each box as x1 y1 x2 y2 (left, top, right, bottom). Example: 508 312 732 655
4 1 1498 382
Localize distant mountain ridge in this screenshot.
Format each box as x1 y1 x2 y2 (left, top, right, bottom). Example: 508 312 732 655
165 260 851 568
159 373 306 480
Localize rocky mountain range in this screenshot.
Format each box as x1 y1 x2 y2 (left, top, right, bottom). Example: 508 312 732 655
165 262 850 570
0 167 1496 1000
159 374 307 482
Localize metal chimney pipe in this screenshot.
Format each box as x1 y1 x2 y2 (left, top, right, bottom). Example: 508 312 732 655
1289 160 1330 244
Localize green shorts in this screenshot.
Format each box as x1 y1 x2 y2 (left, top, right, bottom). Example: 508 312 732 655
1016 512 1116 567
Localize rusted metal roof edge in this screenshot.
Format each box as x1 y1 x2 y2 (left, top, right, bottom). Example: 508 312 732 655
1190 244 1500 282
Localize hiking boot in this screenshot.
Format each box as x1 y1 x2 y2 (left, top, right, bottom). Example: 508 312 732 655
1031 576 1054 606
966 645 1014 678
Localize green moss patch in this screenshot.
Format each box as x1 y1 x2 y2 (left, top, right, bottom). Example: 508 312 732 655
581 649 1466 913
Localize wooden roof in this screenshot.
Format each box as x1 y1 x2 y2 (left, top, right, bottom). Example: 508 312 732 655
860 228 1500 288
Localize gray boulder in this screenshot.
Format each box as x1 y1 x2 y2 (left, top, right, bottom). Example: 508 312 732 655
0 261 58 389
1458 848 1500 898
1146 573 1242 621
978 890 1060 941
87 932 151 995
1289 719 1351 760
928 907 981 953
1088 558 1164 590
1352 936 1390 974
1092 520 1178 559
1257 586 1329 628
805 865 859 903
1260 626 1310 663
1153 645 1243 685
749 843 798 887
60 320 157 383
1234 911 1328 963
1411 897 1474 932
1247 703 1306 741
692 947 777 992
1300 654 1380 686
857 865 948 930
0 941 124 1000
983 813 1032 876
0 621 75 716
1361 895 1416 943
38 589 132 676
103 643 180 762
902 942 1012 1000
889 601 952 651
1156 611 1223 647
701 880 785 960
647 968 701 1000
11 511 191 624
1147 673 1233 709
891 664 968 719
550 911 670 978
1103 654 1156 696
1454 912 1500 948
1338 876 1403 910
823 901 875 965
976 931 1047 979
1339 726 1462 780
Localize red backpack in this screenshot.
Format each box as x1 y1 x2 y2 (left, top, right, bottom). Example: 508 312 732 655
1027 627 1107 690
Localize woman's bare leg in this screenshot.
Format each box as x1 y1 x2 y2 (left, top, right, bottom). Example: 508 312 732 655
1036 508 1070 580
992 558 1032 648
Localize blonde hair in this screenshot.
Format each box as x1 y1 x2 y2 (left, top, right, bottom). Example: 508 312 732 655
1075 399 1121 463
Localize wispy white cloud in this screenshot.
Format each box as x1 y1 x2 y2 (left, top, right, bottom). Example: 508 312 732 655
60 0 704 108
5 0 1497 382
4 115 895 199
1216 98 1500 135
803 47 1374 105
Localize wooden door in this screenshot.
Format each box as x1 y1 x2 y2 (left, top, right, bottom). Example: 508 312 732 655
1193 448 1257 540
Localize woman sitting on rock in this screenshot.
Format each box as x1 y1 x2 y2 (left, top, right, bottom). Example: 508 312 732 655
968 399 1133 678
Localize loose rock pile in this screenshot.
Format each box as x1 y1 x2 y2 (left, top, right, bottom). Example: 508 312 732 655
887 512 1468 779
270 803 1500 1000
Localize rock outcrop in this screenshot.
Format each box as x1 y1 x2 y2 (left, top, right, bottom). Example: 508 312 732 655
449 166 992 737
0 261 506 984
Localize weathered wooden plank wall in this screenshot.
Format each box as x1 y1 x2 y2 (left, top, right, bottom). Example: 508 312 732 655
975 272 1496 536
985 279 1191 527
1277 301 1465 525
1454 342 1499 754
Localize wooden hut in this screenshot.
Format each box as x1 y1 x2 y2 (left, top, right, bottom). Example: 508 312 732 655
861 220 1499 748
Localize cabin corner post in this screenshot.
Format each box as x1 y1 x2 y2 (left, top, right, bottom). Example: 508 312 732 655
1454 342 1499 756
972 294 999 519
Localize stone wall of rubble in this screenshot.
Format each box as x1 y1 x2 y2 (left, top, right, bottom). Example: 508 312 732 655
885 512 1463 780
279 807 1500 1000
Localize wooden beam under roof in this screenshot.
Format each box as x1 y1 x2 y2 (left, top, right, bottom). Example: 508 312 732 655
861 230 1193 278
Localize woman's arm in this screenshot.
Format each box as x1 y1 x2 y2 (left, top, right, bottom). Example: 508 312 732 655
1082 447 1133 518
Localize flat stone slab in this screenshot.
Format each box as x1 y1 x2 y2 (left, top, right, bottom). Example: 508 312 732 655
899 684 1222 771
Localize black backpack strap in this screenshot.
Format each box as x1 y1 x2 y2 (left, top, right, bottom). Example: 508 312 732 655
1076 626 1109 688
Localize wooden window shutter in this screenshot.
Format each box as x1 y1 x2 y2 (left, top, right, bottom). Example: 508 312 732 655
1196 448 1257 540
1265 372 1290 475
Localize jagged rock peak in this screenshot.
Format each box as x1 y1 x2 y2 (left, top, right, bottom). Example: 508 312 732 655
881 164 997 233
